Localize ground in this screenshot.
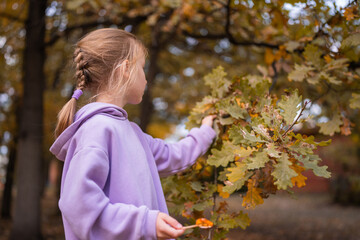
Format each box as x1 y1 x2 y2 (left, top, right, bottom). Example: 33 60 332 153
227 193 360 240
0 192 359 239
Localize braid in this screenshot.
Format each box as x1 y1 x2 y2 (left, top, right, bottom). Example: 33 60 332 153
74 48 90 90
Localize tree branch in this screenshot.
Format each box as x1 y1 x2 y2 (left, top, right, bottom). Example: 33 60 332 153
282 101 309 137
0 12 25 23
182 0 279 49
46 14 152 46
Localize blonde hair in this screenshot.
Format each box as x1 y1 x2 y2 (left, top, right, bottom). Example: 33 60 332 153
55 28 148 137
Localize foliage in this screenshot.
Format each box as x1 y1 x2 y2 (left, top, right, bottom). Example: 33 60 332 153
163 66 332 239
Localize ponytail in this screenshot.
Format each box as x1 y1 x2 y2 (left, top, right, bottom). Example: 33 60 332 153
54 98 77 137
54 47 87 138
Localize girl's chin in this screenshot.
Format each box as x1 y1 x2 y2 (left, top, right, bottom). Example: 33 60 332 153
128 97 142 105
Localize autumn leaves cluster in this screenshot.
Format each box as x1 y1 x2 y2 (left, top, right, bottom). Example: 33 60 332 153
164 66 332 239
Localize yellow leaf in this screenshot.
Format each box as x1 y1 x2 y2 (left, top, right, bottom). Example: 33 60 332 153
242 179 264 209
235 97 241 107
344 6 358 21
265 48 275 65
217 184 230 199
201 103 213 113
324 55 332 63
226 162 247 183
182 3 195 18
290 164 307 188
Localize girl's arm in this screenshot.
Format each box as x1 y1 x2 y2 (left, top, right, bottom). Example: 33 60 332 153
144 116 217 177
59 147 159 240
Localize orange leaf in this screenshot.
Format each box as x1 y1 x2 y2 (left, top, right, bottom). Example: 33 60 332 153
265 48 275 65
324 55 332 63
290 164 307 188
242 179 264 209
217 184 230 199
340 117 352 136
196 218 214 227
344 6 358 21
236 97 241 107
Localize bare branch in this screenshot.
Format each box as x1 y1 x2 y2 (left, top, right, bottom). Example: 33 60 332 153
282 101 309 137
46 14 151 46
0 12 25 23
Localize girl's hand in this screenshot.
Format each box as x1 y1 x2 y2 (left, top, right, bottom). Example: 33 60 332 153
156 212 184 239
201 115 217 128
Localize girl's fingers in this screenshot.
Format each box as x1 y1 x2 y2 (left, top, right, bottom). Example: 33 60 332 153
161 213 183 229
159 222 184 239
201 115 217 127
156 213 184 239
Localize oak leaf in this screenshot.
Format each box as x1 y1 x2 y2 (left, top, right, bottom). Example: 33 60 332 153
242 179 264 209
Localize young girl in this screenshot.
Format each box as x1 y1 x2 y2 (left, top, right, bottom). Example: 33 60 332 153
50 28 216 240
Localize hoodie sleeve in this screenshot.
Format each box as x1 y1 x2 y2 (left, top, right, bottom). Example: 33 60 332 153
59 147 159 240
144 125 216 177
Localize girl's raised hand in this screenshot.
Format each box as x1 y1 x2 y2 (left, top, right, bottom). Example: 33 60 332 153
156 212 184 239
201 115 217 128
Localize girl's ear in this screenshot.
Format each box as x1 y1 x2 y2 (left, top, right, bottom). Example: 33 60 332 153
120 59 130 79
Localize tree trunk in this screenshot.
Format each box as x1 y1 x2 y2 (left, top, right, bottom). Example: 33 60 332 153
1 140 16 219
10 0 46 239
2 96 20 219
139 45 159 131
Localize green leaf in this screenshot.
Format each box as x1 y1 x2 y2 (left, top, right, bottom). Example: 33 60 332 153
265 143 282 158
240 128 268 144
304 44 323 68
228 125 245 145
285 41 301 52
185 96 217 130
190 181 204 192
219 116 235 125
216 98 248 119
288 141 313 155
271 153 297 190
243 75 270 88
295 154 331 178
288 64 315 82
319 72 341 85
324 58 349 71
217 212 250 230
207 147 234 167
341 33 360 49
253 124 272 141
208 142 255 167
350 93 360 109
317 112 342 136
192 199 213 211
204 66 231 98
207 142 235 167
246 151 269 170
278 90 302 125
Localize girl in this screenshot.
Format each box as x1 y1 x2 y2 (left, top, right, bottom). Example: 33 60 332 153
50 28 216 240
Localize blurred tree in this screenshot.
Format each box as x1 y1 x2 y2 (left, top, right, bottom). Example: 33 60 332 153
7 0 46 239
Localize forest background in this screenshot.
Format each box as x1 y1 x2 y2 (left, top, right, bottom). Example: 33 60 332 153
0 0 359 239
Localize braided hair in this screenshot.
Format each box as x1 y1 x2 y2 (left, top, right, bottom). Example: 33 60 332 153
54 28 147 137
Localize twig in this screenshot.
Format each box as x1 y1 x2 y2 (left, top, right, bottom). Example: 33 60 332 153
207 166 218 240
282 101 309 137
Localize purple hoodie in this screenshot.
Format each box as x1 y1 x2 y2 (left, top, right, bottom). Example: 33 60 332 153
50 102 216 240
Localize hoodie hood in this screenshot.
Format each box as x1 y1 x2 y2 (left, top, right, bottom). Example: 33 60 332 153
50 102 128 161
